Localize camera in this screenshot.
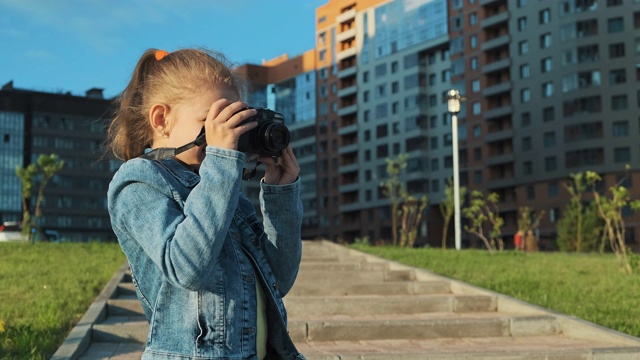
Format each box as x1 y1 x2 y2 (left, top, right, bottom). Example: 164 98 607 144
237 108 290 156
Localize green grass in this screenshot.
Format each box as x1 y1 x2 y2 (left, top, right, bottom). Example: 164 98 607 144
0 242 126 360
351 244 640 338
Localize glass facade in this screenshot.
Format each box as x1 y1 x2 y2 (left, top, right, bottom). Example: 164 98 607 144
0 111 24 221
374 0 447 59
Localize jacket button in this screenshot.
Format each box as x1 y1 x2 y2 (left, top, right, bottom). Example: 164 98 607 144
273 282 279 291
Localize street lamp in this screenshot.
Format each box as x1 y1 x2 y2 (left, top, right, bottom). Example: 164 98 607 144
447 89 465 251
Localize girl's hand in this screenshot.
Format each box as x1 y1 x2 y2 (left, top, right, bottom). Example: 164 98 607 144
204 99 257 150
260 146 299 185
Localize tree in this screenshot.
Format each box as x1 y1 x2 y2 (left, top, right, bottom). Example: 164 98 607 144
585 169 640 273
440 178 467 249
15 154 65 241
556 173 597 252
462 190 504 253
380 154 408 246
381 154 428 247
400 195 427 248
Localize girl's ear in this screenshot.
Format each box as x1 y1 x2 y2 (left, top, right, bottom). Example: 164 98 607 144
149 103 171 137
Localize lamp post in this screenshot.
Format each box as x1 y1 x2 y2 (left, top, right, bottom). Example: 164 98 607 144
447 89 464 251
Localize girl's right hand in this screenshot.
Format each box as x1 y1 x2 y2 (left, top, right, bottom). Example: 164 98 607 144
204 99 258 150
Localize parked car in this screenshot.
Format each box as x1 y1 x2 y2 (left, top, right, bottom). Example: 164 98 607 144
0 221 24 242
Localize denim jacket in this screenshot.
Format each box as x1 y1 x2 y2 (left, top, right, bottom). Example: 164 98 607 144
107 146 304 359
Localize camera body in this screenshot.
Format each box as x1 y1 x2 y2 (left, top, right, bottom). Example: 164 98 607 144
237 108 290 156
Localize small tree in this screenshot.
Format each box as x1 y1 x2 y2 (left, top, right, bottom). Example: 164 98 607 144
381 154 428 247
440 178 467 249
463 190 504 253
15 154 65 241
585 170 640 273
400 195 427 248
380 154 408 246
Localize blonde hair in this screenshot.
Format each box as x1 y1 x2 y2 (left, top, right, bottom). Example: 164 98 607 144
106 48 246 161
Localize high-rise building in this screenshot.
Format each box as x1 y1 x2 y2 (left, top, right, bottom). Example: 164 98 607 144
0 81 115 241
239 0 640 248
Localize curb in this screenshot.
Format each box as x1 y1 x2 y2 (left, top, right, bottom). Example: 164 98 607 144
51 261 129 360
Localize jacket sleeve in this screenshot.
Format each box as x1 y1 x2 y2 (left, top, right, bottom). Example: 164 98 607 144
108 147 245 291
259 178 303 295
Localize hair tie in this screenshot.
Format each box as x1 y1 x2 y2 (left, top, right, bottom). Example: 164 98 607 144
155 50 170 61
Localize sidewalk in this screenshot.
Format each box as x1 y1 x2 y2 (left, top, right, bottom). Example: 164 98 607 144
53 240 640 359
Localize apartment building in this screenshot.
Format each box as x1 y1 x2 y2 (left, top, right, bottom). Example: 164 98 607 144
239 0 640 248
0 81 115 241
450 0 640 247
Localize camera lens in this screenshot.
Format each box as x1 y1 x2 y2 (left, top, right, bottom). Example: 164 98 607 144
263 124 290 152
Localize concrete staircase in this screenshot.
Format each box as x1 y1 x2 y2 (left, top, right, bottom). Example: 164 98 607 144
54 240 640 359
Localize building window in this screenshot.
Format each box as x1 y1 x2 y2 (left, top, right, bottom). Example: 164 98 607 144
363 71 369 83
521 112 531 126
544 156 557 172
609 43 625 58
470 57 478 70
518 17 527 31
521 88 531 103
614 147 631 163
542 82 554 97
540 33 552 48
548 182 559 198
539 8 551 24
609 68 626 84
613 120 629 136
472 102 481 115
541 57 552 73
612 95 628 110
470 35 477 48
608 17 624 33
544 131 556 147
472 79 480 92
523 161 533 175
519 40 529 55
474 170 483 184
543 107 555 122
470 12 477 25
522 136 532 151
520 64 530 78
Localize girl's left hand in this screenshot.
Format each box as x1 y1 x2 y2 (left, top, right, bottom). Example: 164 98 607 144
260 146 299 185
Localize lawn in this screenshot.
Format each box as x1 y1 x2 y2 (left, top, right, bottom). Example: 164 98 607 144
0 241 126 360
351 244 640 338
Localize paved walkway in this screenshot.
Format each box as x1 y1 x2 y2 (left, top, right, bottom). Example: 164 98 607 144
53 240 640 359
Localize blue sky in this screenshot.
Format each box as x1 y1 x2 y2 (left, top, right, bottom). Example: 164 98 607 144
0 0 326 98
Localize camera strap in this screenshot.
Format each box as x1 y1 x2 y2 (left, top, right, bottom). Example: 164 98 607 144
138 127 260 180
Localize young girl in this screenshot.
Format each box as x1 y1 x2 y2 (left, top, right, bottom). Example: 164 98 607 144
106 48 304 360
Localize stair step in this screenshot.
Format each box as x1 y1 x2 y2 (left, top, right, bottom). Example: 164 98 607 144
295 336 640 360
288 280 451 296
92 317 148 343
295 269 415 283
284 294 496 317
288 313 561 342
107 297 144 316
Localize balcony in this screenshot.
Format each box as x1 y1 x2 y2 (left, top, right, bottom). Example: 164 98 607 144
338 143 358 155
481 11 509 29
338 104 357 117
338 123 358 136
483 104 512 120
337 84 357 98
485 152 514 166
482 82 511 97
481 34 510 51
339 162 359 174
485 128 514 143
336 28 357 42
336 8 356 23
482 58 510 74
336 46 357 61
338 66 357 79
